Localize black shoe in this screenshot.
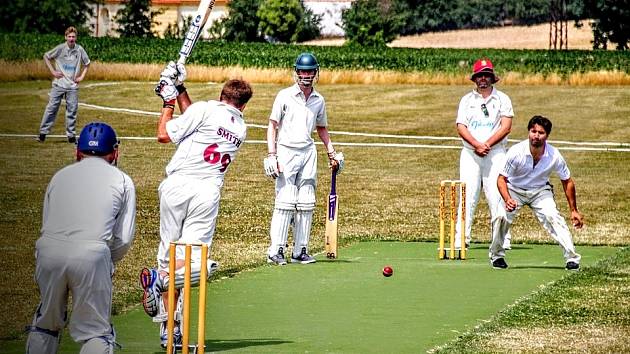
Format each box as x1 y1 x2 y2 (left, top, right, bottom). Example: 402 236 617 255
492 258 508 269
35 134 46 142
267 247 287 265
291 247 316 264
565 261 580 271
68 136 76 144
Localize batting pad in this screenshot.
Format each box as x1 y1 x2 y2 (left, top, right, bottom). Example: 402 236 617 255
163 260 219 289
268 209 293 255
296 184 316 211
293 210 314 253
275 185 298 210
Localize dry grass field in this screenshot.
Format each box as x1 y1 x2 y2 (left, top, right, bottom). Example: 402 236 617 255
306 22 598 50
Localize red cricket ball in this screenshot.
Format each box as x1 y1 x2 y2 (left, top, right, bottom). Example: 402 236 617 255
382 266 393 277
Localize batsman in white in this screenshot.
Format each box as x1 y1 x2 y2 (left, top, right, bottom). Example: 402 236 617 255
139 62 253 348
455 58 514 250
26 122 136 354
490 115 582 270
36 26 90 143
264 52 345 265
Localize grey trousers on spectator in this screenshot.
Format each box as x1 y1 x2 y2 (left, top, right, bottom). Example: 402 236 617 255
39 85 78 137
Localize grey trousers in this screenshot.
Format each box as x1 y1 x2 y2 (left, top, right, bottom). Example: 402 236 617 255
39 85 79 137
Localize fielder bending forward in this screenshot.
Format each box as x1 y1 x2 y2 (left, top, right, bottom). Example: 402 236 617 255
140 62 253 347
264 52 345 265
490 115 582 270
27 122 136 353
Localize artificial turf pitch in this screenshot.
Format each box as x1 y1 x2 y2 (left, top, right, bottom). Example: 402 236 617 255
6 242 617 353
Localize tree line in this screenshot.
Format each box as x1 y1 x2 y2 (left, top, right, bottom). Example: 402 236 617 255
0 0 627 50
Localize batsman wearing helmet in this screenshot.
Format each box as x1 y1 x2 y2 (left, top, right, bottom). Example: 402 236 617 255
140 62 253 348
455 58 514 250
264 52 345 265
26 122 136 353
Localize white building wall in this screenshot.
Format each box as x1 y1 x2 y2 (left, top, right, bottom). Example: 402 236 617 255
304 1 352 37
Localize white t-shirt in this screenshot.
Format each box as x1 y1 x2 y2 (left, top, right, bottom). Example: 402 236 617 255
165 100 247 182
45 43 90 90
270 84 327 149
456 87 514 150
40 157 136 263
500 139 571 189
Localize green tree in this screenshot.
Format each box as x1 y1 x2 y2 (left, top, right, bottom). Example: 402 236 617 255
115 0 161 38
583 0 630 50
209 0 263 41
257 0 304 43
0 0 94 34
342 0 405 47
164 15 193 39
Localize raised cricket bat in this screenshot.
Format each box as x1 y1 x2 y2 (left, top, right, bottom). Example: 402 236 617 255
325 169 339 259
177 0 216 64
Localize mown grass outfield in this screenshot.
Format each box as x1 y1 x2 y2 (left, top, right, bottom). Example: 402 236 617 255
0 80 629 352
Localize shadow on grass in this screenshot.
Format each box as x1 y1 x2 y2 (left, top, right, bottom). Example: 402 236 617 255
155 338 293 353
510 265 565 270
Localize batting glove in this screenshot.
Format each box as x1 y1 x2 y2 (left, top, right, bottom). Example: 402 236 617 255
263 154 280 179
155 77 177 105
160 61 187 86
328 151 345 174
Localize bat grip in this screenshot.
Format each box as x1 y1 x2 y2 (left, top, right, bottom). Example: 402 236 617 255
177 55 187 65
330 169 337 195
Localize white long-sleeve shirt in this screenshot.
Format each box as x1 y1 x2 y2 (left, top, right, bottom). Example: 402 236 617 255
40 157 136 263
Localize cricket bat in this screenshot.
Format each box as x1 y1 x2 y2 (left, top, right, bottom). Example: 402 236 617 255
177 0 216 64
325 168 339 259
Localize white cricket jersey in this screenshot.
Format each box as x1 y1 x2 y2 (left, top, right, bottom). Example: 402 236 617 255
45 42 90 90
40 157 136 263
270 84 327 149
165 100 247 182
456 87 513 150
500 139 571 189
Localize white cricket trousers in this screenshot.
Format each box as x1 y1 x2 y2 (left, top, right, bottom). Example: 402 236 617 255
455 146 506 247
157 174 221 273
26 236 116 353
489 184 581 264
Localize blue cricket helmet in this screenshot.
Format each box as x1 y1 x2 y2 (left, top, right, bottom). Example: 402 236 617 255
294 52 319 71
77 122 119 156
294 53 319 87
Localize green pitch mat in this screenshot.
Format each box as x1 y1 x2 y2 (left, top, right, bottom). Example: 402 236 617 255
5 242 617 353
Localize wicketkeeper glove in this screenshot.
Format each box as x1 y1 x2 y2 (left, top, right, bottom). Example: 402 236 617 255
263 153 280 179
328 151 345 174
154 77 177 107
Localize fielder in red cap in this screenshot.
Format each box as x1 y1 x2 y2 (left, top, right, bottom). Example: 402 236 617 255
454 58 514 250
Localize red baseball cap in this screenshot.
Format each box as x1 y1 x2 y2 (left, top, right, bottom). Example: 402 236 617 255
470 58 499 82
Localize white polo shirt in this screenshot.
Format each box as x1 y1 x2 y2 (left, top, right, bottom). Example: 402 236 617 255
500 139 571 189
456 87 513 150
165 100 247 182
270 84 327 149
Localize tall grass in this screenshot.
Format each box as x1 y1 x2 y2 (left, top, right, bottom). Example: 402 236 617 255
4 60 630 85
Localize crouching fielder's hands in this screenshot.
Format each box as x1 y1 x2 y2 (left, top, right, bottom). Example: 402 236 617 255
264 154 280 178
328 151 345 173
